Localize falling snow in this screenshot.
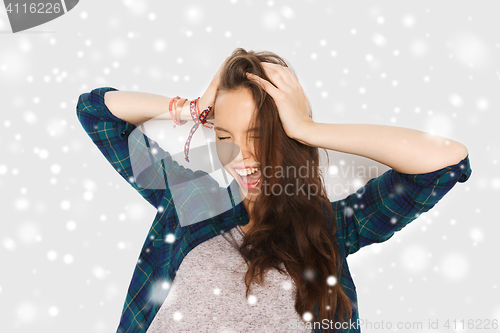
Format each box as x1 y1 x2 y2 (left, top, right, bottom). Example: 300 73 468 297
0 1 490 332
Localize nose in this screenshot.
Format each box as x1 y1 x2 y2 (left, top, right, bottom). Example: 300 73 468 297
234 137 254 162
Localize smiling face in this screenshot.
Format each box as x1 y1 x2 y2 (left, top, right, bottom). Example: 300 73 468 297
214 87 262 201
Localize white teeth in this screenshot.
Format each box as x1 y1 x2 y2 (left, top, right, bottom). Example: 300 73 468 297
235 168 259 176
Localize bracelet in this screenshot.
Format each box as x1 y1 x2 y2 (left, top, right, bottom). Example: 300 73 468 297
195 97 214 130
168 96 180 127
174 97 188 127
168 96 188 128
183 97 213 162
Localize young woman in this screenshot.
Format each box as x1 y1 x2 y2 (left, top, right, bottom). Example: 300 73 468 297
76 48 472 333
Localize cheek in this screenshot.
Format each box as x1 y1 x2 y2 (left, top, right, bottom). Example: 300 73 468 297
216 142 240 166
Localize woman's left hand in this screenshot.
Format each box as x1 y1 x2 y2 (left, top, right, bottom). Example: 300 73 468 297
246 62 314 141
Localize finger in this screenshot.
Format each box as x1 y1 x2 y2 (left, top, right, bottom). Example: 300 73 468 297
261 63 294 90
246 72 283 100
261 62 299 89
259 65 293 94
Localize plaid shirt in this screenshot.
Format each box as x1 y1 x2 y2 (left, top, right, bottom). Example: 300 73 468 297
76 87 472 333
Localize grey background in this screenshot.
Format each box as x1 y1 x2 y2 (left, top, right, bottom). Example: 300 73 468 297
0 0 498 332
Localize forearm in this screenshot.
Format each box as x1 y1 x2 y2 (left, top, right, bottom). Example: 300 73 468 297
103 86 215 126
299 122 469 174
103 91 188 126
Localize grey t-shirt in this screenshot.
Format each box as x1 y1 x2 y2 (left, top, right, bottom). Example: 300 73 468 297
146 225 312 332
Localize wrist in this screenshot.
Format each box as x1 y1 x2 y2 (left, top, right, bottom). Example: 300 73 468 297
291 120 316 146
197 96 215 120
199 85 216 111
179 99 192 121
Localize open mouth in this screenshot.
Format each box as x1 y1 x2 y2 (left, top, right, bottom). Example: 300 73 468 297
234 167 261 190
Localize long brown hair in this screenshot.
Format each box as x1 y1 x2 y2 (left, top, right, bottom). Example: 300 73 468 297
213 48 353 328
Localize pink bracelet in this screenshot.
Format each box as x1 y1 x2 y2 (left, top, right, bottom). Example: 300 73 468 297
174 97 188 127
168 96 188 128
168 96 179 123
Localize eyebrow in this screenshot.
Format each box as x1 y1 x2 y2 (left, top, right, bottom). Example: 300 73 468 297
214 126 259 133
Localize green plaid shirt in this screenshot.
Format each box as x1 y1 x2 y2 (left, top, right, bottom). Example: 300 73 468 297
76 87 472 333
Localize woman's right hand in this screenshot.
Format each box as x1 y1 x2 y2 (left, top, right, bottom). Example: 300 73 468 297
198 56 230 120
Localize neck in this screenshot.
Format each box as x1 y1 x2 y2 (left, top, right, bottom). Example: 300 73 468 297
240 196 255 234
238 186 254 215
243 195 256 217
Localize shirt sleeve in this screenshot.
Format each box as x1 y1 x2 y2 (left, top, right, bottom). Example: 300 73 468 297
75 86 196 210
332 154 472 257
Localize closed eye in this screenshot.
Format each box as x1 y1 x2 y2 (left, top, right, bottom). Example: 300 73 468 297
217 136 260 140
